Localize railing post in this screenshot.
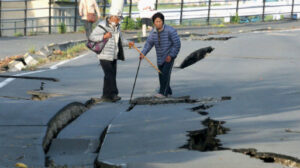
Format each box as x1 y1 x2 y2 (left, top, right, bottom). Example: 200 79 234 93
129 0 132 18
180 0 184 25
236 0 239 16
291 0 295 19
103 0 106 18
0 0 2 37
262 0 266 22
207 0 211 25
24 0 27 36
49 0 52 34
155 0 158 10
74 0 78 32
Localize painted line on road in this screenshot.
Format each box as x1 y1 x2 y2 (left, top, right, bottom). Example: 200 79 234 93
0 52 90 89
50 52 89 69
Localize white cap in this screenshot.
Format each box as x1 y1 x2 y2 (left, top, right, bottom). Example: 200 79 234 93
109 0 124 17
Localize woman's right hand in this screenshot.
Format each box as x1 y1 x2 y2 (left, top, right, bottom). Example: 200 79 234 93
103 32 112 39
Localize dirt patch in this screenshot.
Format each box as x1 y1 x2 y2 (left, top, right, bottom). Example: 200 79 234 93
27 90 64 101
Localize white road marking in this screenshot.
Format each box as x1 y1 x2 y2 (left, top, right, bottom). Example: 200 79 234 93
0 52 90 89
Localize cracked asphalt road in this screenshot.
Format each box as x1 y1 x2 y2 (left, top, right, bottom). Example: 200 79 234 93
1 26 300 168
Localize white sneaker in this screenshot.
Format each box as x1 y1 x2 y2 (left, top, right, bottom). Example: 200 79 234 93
155 93 166 98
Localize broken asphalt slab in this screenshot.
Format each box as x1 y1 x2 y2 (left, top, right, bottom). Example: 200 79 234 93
46 103 127 167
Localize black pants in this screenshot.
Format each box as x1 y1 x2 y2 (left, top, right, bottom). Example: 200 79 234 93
158 59 174 96
100 60 118 98
84 20 93 38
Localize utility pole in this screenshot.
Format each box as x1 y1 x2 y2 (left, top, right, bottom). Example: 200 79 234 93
207 0 212 25
74 0 78 32
291 0 295 19
129 0 132 18
24 0 28 36
49 0 52 34
180 0 184 25
262 0 266 22
236 0 240 17
0 0 2 37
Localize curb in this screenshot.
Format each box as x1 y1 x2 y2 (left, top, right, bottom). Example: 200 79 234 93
2 39 87 72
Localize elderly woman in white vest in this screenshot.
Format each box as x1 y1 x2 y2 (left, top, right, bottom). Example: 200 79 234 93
89 0 124 102
138 0 156 37
79 0 101 38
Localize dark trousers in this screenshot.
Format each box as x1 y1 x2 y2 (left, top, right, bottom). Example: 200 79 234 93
158 59 174 96
84 20 93 38
100 60 119 98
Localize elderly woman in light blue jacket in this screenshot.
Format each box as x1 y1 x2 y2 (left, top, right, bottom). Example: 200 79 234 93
89 10 124 102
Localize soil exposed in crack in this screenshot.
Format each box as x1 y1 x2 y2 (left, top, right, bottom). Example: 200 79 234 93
233 148 300 168
180 118 230 151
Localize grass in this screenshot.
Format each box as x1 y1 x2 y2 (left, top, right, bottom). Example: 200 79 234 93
28 46 36 54
24 43 87 71
14 32 24 37
49 43 87 61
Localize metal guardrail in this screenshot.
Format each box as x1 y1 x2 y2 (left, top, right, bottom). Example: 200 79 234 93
0 0 299 37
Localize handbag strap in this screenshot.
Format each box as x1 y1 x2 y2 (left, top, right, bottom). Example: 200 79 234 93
98 24 108 33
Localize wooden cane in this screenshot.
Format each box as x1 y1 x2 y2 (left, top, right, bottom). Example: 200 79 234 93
129 43 162 74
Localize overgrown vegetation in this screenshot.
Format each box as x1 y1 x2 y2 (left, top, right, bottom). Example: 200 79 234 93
24 43 87 71
231 13 240 24
121 16 142 30
78 26 85 33
58 22 67 34
14 32 24 37
28 46 36 54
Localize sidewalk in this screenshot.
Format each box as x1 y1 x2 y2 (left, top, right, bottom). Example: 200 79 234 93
1 20 300 60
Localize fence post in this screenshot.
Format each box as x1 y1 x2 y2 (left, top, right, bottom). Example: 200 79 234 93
74 0 78 32
129 0 132 18
180 0 184 25
0 0 2 37
236 0 239 16
24 0 27 36
262 0 266 22
155 0 158 10
49 0 52 34
291 0 295 19
207 0 211 25
103 0 106 18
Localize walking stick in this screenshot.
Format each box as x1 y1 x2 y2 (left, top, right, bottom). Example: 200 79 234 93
129 59 142 104
129 43 161 74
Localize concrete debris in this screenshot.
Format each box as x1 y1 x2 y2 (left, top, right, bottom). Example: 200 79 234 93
8 60 25 72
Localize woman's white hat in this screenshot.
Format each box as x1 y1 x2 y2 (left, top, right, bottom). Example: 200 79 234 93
109 0 124 17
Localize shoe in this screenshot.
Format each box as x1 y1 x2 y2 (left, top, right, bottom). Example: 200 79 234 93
155 93 166 98
111 95 121 102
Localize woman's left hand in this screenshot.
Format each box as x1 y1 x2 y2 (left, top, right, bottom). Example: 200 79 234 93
165 56 172 63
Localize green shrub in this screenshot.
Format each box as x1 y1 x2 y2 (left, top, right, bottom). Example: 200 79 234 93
231 13 240 24
121 16 140 30
14 32 24 37
136 17 142 29
264 15 273 21
78 26 85 33
58 22 66 34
